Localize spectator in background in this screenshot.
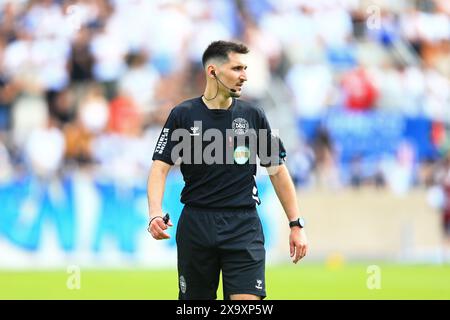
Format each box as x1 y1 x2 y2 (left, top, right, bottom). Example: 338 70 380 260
422 67 450 122
0 1 19 43
187 4 231 65
21 115 74 253
78 83 109 136
349 154 363 189
399 65 426 117
286 62 333 118
2 27 36 84
118 51 160 126
25 116 65 178
144 1 192 76
11 87 48 154
433 150 450 262
64 84 108 165
89 18 127 100
311 126 340 190
373 162 386 189
381 141 416 195
108 90 140 137
341 67 378 111
69 27 94 85
372 63 404 112
0 73 17 136
287 139 315 188
47 87 76 126
0 140 13 182
313 1 353 48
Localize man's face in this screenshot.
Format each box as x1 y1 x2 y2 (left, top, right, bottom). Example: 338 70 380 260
217 52 248 98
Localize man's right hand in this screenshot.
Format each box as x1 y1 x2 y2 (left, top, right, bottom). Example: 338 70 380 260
148 213 173 240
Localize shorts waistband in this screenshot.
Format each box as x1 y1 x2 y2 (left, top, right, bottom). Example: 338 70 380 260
184 205 256 214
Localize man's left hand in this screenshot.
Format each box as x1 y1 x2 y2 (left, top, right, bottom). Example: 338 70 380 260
289 227 308 263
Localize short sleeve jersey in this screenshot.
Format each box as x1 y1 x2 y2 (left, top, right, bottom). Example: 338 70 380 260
152 97 286 209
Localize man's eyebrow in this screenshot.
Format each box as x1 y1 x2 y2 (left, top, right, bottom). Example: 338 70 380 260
231 64 248 69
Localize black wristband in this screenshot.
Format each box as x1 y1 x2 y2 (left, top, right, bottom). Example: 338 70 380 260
148 213 170 233
148 216 163 232
149 216 163 225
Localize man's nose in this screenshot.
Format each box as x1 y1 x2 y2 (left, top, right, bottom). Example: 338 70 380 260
240 71 247 82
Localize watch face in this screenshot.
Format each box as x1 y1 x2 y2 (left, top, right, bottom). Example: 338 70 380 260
290 218 305 228
298 217 305 228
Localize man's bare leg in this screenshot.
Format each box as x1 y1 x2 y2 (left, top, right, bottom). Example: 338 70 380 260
230 294 261 300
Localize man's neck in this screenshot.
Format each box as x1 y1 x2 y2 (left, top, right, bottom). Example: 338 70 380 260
202 90 233 110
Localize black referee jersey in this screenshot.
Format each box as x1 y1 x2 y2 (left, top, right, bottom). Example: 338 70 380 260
152 96 286 209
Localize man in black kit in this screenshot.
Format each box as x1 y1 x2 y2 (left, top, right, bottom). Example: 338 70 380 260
147 40 308 300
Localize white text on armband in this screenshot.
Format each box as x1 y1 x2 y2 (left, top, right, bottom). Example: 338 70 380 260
155 128 170 154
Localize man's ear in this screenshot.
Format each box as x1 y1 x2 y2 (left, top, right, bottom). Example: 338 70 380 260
207 65 217 78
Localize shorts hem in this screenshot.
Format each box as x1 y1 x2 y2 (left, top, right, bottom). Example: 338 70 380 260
224 290 267 300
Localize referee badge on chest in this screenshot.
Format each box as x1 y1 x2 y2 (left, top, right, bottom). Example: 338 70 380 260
232 118 249 135
234 145 250 165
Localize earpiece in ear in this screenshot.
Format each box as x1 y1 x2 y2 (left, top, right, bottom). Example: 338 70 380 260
211 70 216 77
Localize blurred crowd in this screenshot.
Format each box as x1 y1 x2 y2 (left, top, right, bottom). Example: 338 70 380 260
0 0 449 193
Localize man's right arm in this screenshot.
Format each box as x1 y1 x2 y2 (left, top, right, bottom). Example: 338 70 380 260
147 160 173 240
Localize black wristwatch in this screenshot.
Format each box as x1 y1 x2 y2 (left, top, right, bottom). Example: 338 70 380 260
289 217 305 228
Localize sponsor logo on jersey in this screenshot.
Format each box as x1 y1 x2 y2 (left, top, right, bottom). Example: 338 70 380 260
180 275 187 294
190 126 200 136
252 185 261 204
155 128 169 154
232 118 249 135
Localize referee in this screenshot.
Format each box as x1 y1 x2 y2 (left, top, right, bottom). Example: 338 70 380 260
147 40 308 300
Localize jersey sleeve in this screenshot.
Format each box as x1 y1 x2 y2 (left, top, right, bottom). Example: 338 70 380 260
152 109 179 165
257 108 287 167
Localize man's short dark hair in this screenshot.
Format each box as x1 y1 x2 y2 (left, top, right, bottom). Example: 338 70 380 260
202 40 249 67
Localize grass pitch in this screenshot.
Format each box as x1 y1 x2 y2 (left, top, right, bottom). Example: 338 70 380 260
1 263 449 300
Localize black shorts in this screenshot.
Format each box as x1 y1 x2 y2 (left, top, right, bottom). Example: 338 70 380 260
176 205 266 300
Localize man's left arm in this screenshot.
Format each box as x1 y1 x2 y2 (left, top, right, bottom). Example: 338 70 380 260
267 164 308 263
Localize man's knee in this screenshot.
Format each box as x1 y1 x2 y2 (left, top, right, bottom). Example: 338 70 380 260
229 294 261 300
